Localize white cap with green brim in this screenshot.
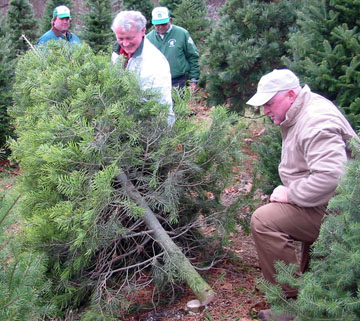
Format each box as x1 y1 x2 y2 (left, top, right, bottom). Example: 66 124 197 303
246 69 300 106
152 7 170 25
53 5 71 19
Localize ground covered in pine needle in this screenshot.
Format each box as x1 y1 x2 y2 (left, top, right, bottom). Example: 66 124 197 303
126 231 267 321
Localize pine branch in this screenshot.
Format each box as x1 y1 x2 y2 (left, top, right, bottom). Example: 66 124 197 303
0 194 21 227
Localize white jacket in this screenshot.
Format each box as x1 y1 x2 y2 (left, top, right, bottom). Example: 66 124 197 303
112 38 175 126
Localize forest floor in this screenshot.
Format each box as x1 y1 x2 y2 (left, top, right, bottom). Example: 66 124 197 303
124 232 267 321
123 96 270 321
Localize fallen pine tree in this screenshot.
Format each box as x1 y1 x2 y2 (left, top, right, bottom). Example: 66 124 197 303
9 41 246 319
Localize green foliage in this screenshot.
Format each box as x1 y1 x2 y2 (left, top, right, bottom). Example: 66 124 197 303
172 0 211 52
6 0 39 56
9 41 246 317
1 0 38 150
251 123 282 194
122 0 154 30
0 189 56 320
0 30 16 150
81 0 114 53
283 0 360 130
158 0 182 14
41 0 73 34
200 0 298 113
258 137 360 320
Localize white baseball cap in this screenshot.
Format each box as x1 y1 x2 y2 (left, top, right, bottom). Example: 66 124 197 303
152 7 170 25
246 69 300 106
53 5 71 19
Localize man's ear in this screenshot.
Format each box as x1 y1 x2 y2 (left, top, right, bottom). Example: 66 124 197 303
287 89 297 103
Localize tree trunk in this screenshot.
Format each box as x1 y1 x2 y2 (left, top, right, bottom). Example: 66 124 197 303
116 173 216 305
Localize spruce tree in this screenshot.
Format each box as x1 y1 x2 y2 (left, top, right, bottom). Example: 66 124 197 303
0 27 16 149
283 0 360 130
172 0 211 52
1 0 38 150
122 0 154 30
9 41 246 317
159 0 182 14
81 0 114 53
258 137 360 320
41 0 73 34
6 0 38 56
201 0 298 113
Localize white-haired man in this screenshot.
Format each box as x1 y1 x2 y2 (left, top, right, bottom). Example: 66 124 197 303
247 69 358 321
111 10 175 126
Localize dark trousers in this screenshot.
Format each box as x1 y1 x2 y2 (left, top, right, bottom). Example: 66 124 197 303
172 75 187 89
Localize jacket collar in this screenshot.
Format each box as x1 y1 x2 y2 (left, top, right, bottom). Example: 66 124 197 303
51 26 72 39
156 25 173 38
281 85 311 128
131 37 145 58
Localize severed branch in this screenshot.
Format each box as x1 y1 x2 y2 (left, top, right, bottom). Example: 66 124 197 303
115 172 216 306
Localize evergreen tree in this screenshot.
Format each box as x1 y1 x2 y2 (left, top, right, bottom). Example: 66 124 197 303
0 191 56 320
41 0 73 34
0 26 16 150
200 0 298 113
9 41 246 317
251 123 282 194
258 137 360 320
6 0 38 56
172 0 211 52
283 0 360 130
122 0 154 30
81 0 114 53
159 0 182 14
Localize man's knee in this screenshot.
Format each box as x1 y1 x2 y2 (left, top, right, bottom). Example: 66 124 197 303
250 205 269 234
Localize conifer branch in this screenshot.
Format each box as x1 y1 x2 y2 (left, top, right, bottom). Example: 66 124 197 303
0 194 21 227
111 251 165 273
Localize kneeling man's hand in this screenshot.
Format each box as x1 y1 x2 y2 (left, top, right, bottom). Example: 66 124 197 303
270 185 289 203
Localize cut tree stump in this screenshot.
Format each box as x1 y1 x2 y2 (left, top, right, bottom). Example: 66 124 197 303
186 299 202 313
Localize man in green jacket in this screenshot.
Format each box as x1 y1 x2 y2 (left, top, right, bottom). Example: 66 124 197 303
147 7 200 90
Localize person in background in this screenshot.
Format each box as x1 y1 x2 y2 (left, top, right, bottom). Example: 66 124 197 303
147 7 200 91
247 69 358 321
37 5 81 45
111 10 175 126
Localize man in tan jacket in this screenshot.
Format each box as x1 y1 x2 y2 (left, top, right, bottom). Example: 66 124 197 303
247 69 358 321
